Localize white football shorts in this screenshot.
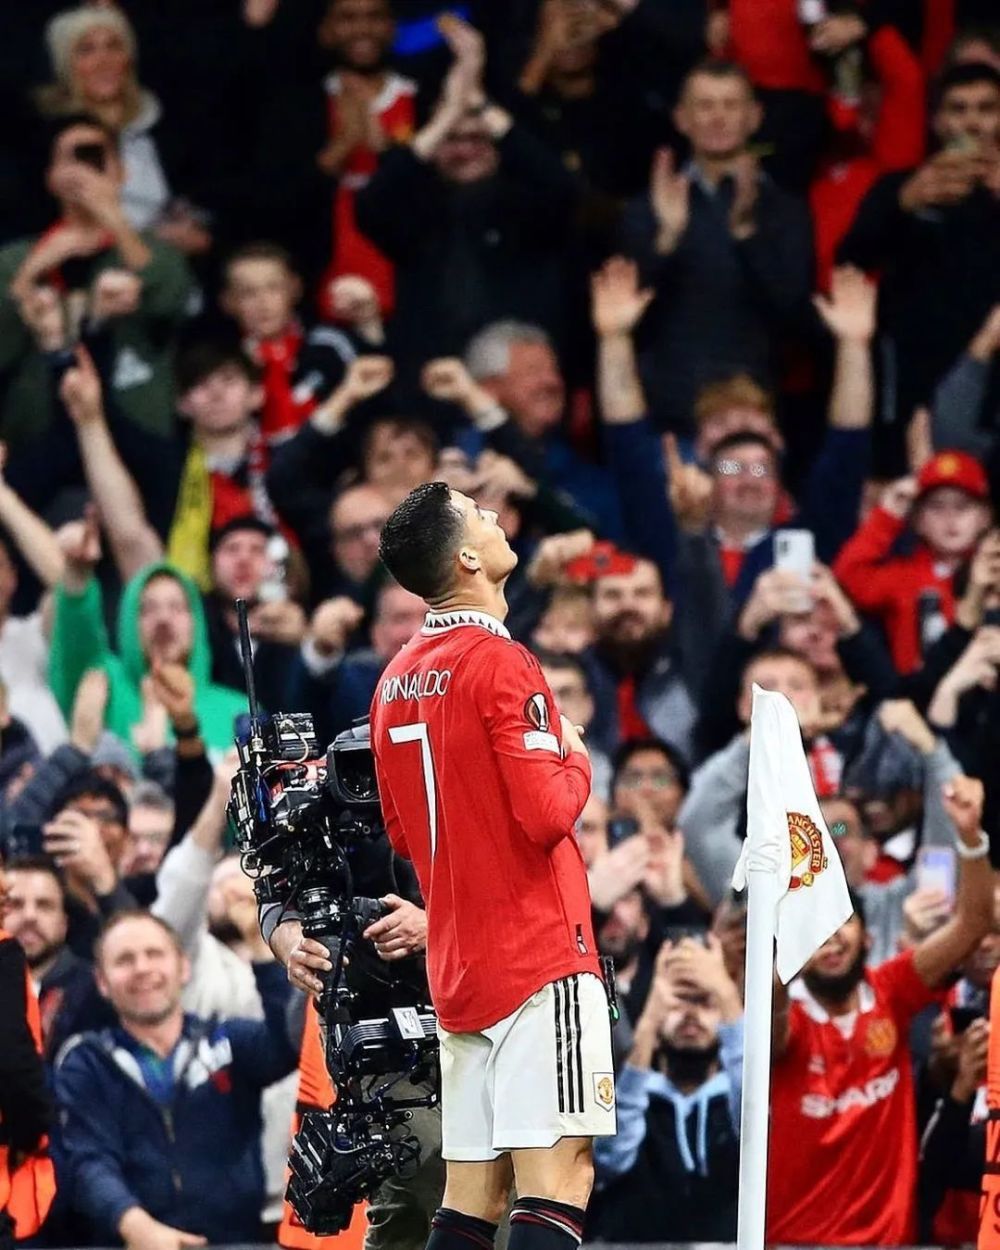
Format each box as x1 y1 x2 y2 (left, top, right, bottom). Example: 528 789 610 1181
437 972 617 1161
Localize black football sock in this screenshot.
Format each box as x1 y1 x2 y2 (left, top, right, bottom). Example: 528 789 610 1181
426 1207 498 1250
508 1197 586 1250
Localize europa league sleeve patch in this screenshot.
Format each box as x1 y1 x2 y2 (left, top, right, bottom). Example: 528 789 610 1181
523 692 559 753
524 693 551 731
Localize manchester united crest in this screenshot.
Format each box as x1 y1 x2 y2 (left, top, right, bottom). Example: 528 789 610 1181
863 1017 898 1059
593 1073 615 1111
787 812 828 891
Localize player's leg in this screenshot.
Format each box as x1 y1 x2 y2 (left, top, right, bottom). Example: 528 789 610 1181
490 975 616 1250
430 1026 513 1250
505 1138 593 1250
426 1155 513 1250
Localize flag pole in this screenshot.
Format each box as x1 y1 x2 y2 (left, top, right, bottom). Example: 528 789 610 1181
736 864 779 1250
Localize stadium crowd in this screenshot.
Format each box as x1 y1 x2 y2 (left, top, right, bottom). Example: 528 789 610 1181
0 0 1000 1247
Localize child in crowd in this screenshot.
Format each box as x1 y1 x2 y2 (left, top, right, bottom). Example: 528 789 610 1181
834 451 992 673
220 243 357 445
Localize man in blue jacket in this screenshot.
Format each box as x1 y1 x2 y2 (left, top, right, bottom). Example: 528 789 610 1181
54 911 299 1248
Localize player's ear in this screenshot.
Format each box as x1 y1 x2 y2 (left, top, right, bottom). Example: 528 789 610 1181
459 548 481 573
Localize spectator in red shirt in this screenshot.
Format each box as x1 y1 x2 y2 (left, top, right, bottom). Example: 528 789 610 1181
834 450 993 674
767 775 994 1247
809 21 926 291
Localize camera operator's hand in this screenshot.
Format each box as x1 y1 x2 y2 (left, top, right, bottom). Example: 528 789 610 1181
364 894 427 960
271 920 333 997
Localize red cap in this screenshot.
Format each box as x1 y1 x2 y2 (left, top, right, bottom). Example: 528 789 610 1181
564 541 637 583
916 451 989 502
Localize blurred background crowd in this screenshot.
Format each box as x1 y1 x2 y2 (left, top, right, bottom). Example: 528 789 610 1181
1 0 1000 1247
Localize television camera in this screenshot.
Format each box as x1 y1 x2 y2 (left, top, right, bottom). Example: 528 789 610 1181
227 601 439 1234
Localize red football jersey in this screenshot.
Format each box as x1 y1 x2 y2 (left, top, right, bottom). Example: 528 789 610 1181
767 951 941 1245
370 609 599 1033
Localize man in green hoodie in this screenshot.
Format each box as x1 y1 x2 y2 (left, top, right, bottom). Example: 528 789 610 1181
49 509 246 757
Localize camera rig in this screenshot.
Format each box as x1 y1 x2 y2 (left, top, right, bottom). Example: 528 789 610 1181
228 601 439 1234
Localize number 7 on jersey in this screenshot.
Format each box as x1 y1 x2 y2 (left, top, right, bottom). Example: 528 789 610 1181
387 722 439 859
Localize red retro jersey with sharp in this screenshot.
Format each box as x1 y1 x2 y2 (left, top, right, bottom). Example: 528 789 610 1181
767 951 942 1245
370 609 599 1033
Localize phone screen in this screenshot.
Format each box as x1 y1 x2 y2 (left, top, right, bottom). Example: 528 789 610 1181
774 529 815 580
7 824 45 859
915 846 957 904
608 818 640 847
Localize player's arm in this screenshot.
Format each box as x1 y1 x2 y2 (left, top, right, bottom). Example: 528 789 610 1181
481 645 592 850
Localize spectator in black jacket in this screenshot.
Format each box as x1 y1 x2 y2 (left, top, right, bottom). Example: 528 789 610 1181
620 60 814 435
838 62 1000 472
355 16 580 389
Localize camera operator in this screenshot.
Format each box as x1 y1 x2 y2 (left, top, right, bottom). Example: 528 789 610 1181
260 846 444 1250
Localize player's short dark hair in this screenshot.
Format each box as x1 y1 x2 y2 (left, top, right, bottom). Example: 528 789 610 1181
611 736 691 795
52 772 128 828
934 61 1000 110
4 854 67 904
176 340 262 395
378 482 464 600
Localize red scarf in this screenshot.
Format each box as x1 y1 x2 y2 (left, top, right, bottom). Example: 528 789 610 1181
617 674 651 742
30 220 114 291
249 326 316 445
806 735 842 798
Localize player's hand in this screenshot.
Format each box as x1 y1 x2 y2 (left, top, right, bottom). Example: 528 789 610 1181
364 895 427 960
560 714 589 761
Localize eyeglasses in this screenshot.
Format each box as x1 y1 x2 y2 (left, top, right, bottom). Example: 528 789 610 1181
333 518 387 543
617 770 679 790
714 459 775 479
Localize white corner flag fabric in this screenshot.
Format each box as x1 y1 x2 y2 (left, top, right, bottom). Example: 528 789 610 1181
733 684 853 984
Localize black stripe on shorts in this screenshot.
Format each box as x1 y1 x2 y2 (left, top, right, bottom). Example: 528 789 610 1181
571 976 585 1112
562 976 575 1112
554 980 566 1113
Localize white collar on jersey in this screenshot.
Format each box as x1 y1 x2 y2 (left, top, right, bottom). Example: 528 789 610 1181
421 609 511 640
789 976 876 1024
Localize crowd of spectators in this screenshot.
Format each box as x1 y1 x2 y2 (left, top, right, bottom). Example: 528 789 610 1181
1 0 1000 1247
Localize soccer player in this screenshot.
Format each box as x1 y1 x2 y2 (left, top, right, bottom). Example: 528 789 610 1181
370 482 616 1250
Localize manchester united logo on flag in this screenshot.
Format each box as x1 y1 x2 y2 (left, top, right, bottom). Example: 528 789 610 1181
787 812 828 891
